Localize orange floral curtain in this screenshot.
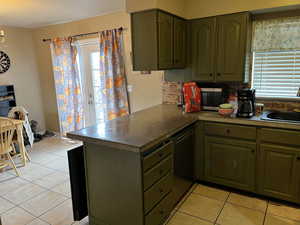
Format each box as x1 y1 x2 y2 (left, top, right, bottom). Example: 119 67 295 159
98 28 129 121
50 38 84 134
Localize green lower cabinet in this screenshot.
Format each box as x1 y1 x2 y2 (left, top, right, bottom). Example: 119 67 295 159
258 144 300 203
204 136 256 191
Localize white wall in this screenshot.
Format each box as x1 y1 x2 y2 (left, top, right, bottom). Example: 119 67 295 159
0 26 45 131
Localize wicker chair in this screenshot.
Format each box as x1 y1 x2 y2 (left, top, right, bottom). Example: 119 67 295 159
0 119 20 176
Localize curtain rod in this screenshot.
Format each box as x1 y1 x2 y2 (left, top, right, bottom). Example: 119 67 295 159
42 26 126 42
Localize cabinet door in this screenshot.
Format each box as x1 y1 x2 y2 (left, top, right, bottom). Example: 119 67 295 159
216 12 249 82
205 136 256 191
258 144 300 202
173 17 186 69
158 11 174 69
191 17 216 82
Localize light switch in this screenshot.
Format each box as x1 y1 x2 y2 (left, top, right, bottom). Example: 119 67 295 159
127 85 133 92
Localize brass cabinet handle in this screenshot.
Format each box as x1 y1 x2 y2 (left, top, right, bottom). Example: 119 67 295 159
217 73 221 76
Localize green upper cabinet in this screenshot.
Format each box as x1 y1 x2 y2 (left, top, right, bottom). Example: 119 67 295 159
190 17 216 82
158 12 174 69
131 9 186 71
190 12 251 82
216 13 250 82
173 17 187 68
258 144 300 202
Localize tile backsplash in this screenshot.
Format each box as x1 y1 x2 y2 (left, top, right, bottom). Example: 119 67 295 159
162 81 300 112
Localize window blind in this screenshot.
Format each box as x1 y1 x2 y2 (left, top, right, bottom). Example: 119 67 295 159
252 50 300 98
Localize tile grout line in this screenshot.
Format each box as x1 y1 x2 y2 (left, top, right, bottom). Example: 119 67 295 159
178 211 217 224
262 200 269 225
213 192 231 225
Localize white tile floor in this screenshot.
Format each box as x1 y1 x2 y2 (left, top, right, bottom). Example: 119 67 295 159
0 136 85 225
0 136 300 225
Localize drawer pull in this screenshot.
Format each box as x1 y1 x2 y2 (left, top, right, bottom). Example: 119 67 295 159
159 210 164 215
226 129 230 134
252 150 255 154
159 188 164 193
297 157 300 160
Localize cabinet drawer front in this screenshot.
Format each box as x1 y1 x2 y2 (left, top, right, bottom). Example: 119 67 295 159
145 192 173 225
260 128 300 146
144 173 173 214
144 156 173 191
204 122 256 140
143 141 173 172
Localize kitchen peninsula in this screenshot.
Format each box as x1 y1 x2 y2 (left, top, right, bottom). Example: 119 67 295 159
67 104 300 225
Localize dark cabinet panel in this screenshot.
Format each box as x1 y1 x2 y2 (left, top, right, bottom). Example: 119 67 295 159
173 127 194 205
158 11 174 69
205 136 256 191
258 144 300 202
188 12 250 82
190 17 216 82
173 17 187 68
67 146 88 221
216 13 249 82
131 10 158 71
131 9 186 71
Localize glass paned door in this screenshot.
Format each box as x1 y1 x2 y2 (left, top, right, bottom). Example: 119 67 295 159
77 39 105 127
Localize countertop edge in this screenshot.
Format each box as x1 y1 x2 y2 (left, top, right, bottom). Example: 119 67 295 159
197 115 300 130
66 133 141 153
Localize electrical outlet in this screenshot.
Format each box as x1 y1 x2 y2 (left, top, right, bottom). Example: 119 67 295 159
127 85 133 92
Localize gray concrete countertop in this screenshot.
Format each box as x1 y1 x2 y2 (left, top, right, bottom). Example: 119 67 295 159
67 104 198 152
67 104 300 152
197 111 300 130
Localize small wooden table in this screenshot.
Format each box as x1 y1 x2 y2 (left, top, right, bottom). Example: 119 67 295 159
0 117 29 166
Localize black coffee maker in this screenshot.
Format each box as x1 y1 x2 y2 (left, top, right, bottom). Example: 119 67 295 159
237 89 256 118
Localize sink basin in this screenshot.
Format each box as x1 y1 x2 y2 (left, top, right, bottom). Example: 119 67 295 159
260 111 300 123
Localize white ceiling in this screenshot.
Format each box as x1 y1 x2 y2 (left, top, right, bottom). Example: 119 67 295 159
0 0 126 28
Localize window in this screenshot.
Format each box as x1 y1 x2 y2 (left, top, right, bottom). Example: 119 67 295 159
251 16 300 99
252 50 300 98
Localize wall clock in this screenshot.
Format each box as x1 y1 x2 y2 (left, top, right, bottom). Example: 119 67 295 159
0 51 10 74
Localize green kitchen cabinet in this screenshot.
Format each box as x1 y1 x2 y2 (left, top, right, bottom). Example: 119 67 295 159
216 13 250 82
158 11 174 69
204 136 256 191
131 9 186 71
258 144 300 202
173 16 187 68
190 12 251 82
190 17 216 82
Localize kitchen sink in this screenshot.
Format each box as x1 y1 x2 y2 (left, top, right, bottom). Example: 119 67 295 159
260 111 300 123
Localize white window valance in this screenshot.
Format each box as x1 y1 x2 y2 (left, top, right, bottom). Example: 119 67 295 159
252 16 300 52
